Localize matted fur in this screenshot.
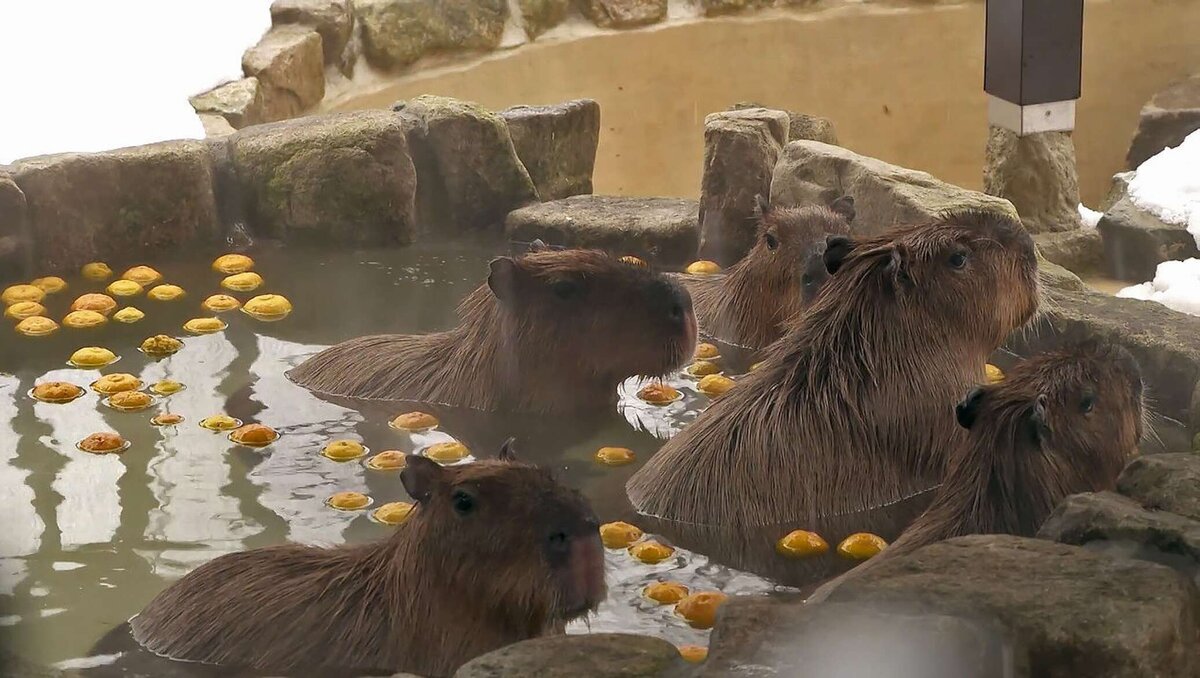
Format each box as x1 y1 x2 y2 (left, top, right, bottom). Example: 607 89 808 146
683 199 853 348
807 341 1145 602
287 249 696 413
627 211 1040 528
130 457 605 677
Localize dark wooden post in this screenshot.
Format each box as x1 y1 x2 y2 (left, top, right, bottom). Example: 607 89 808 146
985 0 1085 135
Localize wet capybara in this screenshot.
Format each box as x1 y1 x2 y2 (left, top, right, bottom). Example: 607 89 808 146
806 341 1145 602
627 210 1040 529
129 443 606 677
681 195 855 348
287 248 697 413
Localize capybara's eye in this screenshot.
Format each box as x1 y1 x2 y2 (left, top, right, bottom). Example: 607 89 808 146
547 531 569 549
552 279 580 300
764 233 779 250
452 490 475 515
948 252 968 269
1080 393 1097 414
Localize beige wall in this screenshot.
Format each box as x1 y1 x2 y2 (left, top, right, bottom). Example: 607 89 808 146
328 0 1200 206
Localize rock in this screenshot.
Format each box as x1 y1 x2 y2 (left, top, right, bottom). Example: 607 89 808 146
1038 258 1087 292
241 25 325 121
229 110 416 245
270 0 354 67
1097 196 1200 282
1100 171 1135 212
1117 453 1200 522
455 633 687 677
1127 73 1200 170
698 108 790 264
826 535 1200 678
706 596 1023 678
771 140 1018 234
1038 491 1200 567
197 113 238 138
11 141 219 273
500 100 600 201
353 0 508 70
0 172 29 272
396 95 537 235
505 195 700 266
730 102 839 145
518 0 570 38
984 127 1082 234
700 0 769 15
1032 228 1103 275
189 78 266 130
1004 285 1200 451
578 0 667 29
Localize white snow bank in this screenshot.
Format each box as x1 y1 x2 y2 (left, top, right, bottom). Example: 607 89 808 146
1117 258 1200 317
0 1 273 164
1127 128 1200 249
1078 203 1103 228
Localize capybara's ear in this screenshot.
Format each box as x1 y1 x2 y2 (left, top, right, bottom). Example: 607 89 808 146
823 235 855 274
886 246 912 289
753 194 771 220
830 195 856 224
1027 393 1050 444
487 257 521 304
955 386 987 430
529 239 549 253
498 437 518 462
402 455 445 503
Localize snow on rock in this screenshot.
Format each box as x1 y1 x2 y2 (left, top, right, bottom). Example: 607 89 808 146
1117 258 1200 317
1078 204 1103 228
1127 128 1200 249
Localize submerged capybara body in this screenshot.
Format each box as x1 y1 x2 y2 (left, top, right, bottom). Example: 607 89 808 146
627 211 1040 529
807 341 1145 602
130 446 605 677
288 248 697 413
682 195 854 348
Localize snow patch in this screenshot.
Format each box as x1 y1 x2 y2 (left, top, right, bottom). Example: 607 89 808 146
1117 258 1200 317
1078 203 1102 228
1127 128 1200 249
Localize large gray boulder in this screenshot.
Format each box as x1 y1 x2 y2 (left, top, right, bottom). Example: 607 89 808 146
270 0 354 70
824 535 1200 678
10 141 220 273
395 95 537 235
455 633 687 677
1117 453 1200 522
730 102 839 145
189 77 267 130
0 171 30 277
518 0 570 38
1127 73 1200 170
698 107 789 264
241 25 326 121
700 0 770 15
505 195 700 266
500 100 600 201
984 127 1082 234
1032 229 1104 276
353 0 508 70
1097 197 1199 282
1038 491 1200 567
229 110 416 245
771 141 1017 234
577 0 667 28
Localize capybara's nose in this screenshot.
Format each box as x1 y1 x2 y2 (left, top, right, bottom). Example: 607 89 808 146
801 251 831 303
667 283 693 326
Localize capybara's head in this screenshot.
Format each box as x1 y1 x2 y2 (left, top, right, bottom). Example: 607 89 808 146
401 440 606 624
822 210 1038 347
749 195 855 304
487 248 697 378
956 341 1144 487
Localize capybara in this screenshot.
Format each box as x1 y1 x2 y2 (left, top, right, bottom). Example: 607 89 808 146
627 210 1040 528
682 195 855 348
129 442 606 677
806 341 1145 602
288 248 697 413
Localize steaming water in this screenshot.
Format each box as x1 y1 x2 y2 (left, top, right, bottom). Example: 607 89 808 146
0 241 799 673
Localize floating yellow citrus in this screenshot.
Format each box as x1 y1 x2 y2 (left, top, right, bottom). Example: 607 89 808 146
71 293 117 316
2 284 45 306
366 450 408 471
105 391 155 412
140 334 183 356
150 380 185 396
147 284 185 301
629 541 675 564
675 591 728 629
697 374 735 397
106 279 143 297
637 382 681 405
389 411 439 432
326 491 372 511
212 253 254 274
221 272 264 292
62 310 107 329
202 294 241 313
241 294 292 321
91 373 142 395
30 276 67 294
686 361 720 378
373 502 414 525
425 441 469 464
776 530 830 558
644 581 689 605
322 439 367 461
81 262 113 281
985 363 1005 384
230 424 280 447
69 347 118 368
16 316 58 336
837 533 888 561
112 307 144 324
200 415 242 431
685 261 721 275
183 317 227 335
619 255 646 267
121 266 162 285
30 382 85 404
595 446 636 466
5 301 46 321
151 413 185 427
77 432 128 454
678 646 708 664
694 343 720 360
600 521 643 549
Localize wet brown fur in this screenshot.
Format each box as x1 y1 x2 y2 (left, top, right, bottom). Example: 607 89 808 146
808 341 1145 602
130 453 605 677
682 197 854 348
287 249 696 413
627 211 1040 528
